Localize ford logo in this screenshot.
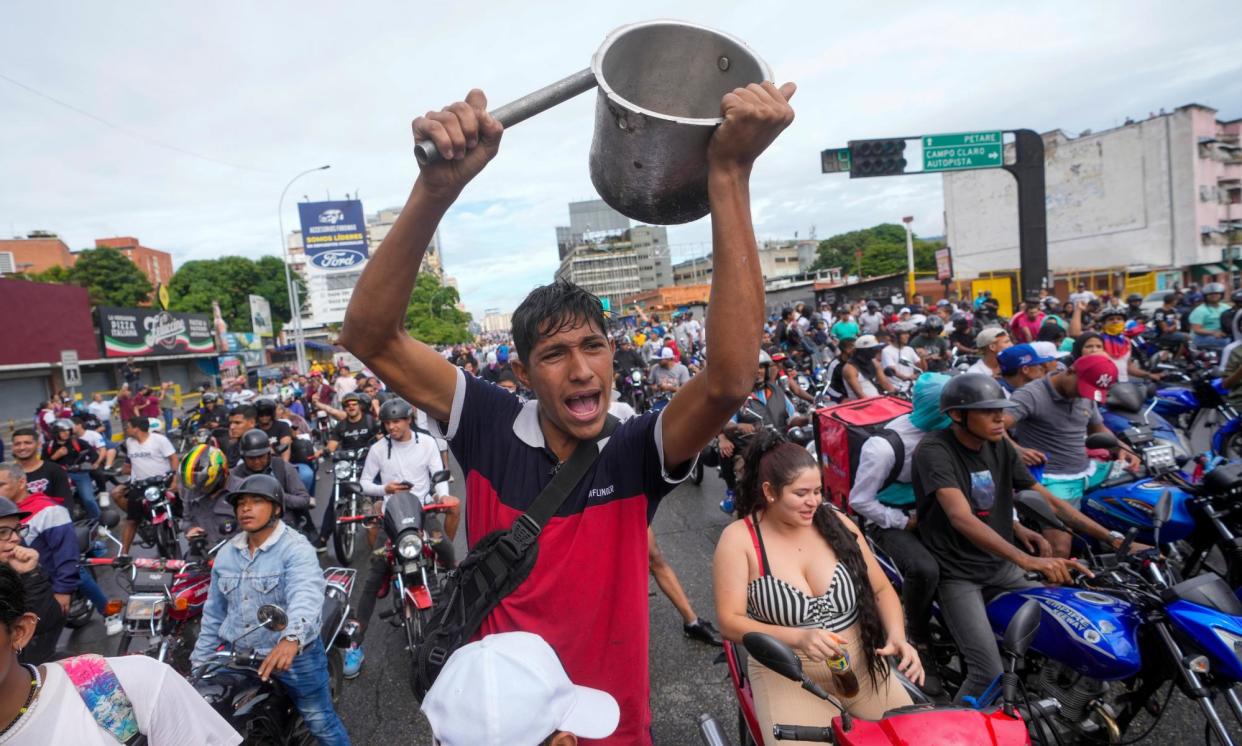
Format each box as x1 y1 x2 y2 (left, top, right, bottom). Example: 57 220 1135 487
310 250 366 270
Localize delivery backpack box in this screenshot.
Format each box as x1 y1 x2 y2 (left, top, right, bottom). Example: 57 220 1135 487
814 396 912 512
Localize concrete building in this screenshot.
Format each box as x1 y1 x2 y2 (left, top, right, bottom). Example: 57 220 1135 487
555 199 631 260
481 308 513 333
0 231 75 275
553 199 671 310
95 237 174 289
943 104 1242 290
670 239 819 286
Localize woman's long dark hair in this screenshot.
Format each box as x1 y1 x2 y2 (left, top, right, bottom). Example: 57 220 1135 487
736 430 890 688
0 563 26 630
1071 332 1103 362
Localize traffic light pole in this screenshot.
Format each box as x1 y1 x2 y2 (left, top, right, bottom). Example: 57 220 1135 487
822 129 1048 301
1003 129 1048 299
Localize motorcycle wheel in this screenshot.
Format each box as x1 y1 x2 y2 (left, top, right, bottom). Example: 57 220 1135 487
156 522 182 560
690 460 704 486
326 647 344 704
65 594 93 629
1222 429 1242 462
332 500 356 565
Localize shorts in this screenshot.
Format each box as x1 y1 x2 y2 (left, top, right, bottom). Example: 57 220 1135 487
1041 460 1112 506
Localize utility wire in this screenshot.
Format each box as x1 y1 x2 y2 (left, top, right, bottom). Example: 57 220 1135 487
0 71 272 173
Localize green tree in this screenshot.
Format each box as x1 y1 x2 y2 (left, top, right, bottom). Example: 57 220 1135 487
167 255 303 334
68 247 153 307
23 265 74 283
811 223 942 278
404 273 473 345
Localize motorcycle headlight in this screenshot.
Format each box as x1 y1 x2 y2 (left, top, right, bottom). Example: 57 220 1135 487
1212 627 1242 666
631 371 642 384
143 486 161 502
333 462 352 479
397 534 423 560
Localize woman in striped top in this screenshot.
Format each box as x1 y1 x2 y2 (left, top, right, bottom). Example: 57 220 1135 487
713 431 922 743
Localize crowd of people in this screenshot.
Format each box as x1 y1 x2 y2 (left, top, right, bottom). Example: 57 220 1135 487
0 77 1237 746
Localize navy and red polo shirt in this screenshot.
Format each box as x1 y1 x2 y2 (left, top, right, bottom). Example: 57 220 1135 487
431 368 691 746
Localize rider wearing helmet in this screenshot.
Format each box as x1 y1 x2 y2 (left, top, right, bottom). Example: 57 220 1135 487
41 418 103 519
1190 282 1230 349
948 313 975 355
192 473 350 744
255 398 294 462
859 300 885 335
1125 292 1145 321
180 445 236 546
347 397 458 678
910 316 950 372
225 429 312 538
912 373 1088 704
113 416 179 556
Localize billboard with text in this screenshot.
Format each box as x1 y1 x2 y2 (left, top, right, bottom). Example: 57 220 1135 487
297 199 369 272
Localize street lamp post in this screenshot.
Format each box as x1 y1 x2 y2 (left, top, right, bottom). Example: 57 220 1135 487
901 216 916 304
278 165 330 374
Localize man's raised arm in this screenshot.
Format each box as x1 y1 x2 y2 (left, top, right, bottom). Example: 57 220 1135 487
660 81 797 468
339 90 503 422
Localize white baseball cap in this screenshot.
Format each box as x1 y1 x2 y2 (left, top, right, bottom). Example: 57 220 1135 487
421 632 620 746
1031 341 1070 360
659 347 675 360
854 334 885 349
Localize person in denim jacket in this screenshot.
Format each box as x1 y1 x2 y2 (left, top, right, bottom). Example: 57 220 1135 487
191 474 349 745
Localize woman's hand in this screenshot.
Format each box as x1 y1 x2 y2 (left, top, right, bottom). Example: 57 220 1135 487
876 638 924 686
791 628 845 663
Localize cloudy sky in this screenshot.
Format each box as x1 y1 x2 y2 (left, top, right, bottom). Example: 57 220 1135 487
3 1 1239 315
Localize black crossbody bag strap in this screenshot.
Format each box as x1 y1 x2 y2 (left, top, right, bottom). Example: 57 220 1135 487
504 415 619 553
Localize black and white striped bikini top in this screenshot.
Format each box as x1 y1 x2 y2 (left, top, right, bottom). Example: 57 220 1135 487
744 515 859 633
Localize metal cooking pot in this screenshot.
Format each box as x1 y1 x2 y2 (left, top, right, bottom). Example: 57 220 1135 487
414 20 772 226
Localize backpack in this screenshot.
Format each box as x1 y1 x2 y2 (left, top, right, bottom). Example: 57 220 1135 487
813 396 913 511
58 654 147 745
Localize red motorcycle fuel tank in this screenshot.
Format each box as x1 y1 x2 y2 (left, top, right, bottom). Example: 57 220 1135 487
834 708 1029 746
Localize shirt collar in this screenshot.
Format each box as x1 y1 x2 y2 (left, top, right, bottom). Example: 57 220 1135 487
230 517 287 553
512 400 612 453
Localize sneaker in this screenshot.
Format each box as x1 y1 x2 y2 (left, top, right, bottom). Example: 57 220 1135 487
104 614 123 637
343 644 365 679
313 537 328 554
912 640 946 698
683 617 723 647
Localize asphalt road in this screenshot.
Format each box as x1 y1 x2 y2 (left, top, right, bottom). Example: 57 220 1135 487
63 458 1240 745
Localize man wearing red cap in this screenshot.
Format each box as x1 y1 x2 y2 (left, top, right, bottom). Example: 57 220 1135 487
1004 355 1144 556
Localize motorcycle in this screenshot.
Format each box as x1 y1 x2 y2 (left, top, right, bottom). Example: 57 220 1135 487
122 472 182 559
65 506 123 629
313 409 333 448
710 605 1038 745
1099 380 1190 464
619 367 649 414
994 491 1242 744
329 448 369 564
191 592 353 745
88 534 221 673
342 473 455 662
1151 369 1241 457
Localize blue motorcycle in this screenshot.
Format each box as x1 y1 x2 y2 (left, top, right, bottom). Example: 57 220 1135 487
1152 370 1242 458
1100 380 1188 462
1078 427 1242 586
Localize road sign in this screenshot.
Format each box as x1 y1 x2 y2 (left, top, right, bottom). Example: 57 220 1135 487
60 349 81 388
820 148 851 173
922 131 1003 172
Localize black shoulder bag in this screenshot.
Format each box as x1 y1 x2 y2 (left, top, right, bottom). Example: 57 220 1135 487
411 415 618 699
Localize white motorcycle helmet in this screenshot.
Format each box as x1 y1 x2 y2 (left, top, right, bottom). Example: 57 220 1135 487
147 417 164 433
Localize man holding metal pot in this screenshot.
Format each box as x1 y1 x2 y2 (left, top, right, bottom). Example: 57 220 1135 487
341 76 795 744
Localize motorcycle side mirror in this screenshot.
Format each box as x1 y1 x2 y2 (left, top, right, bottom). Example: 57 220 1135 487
431 470 452 485
743 632 804 683
1085 432 1120 451
1153 489 1172 528
99 506 122 529
1002 599 1042 659
1015 491 1067 532
257 604 288 632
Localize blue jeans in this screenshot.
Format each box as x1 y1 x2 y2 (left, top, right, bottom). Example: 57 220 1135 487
274 639 350 745
294 463 315 495
67 470 101 519
163 408 174 432
1195 333 1229 349
101 421 113 445
79 569 109 615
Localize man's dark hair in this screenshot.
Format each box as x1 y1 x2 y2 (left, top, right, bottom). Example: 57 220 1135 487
511 279 607 363
11 428 36 441
230 405 258 422
127 415 150 431
71 416 85 426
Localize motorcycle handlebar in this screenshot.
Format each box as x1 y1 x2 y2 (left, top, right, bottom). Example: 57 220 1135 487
772 724 832 742
84 556 192 571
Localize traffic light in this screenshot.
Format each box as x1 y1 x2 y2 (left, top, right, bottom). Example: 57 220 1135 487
848 138 908 178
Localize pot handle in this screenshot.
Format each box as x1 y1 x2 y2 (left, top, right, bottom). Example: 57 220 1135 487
414 68 596 166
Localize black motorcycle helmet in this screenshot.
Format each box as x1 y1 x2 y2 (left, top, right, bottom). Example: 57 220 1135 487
939 373 1018 414
202 392 218 405
921 316 945 334
1126 293 1143 304
225 473 284 511
340 392 362 406
239 428 272 458
950 313 968 329
1232 289 1242 305
379 398 414 421
866 300 880 312
255 399 277 418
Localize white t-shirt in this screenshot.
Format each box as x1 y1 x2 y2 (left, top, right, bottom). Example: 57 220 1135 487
80 430 106 450
359 432 451 505
881 345 921 379
967 358 997 378
86 399 113 422
124 433 176 480
334 375 358 400
0 655 240 745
